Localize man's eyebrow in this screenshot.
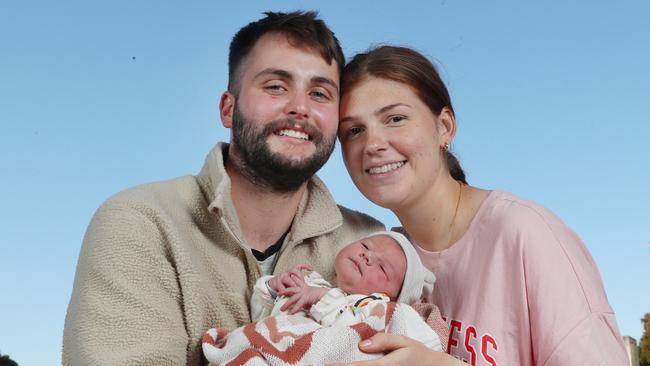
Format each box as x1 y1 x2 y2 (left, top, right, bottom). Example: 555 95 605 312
311 76 339 93
251 69 339 94
252 68 293 81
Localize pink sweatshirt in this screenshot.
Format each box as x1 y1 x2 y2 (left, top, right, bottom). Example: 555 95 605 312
401 191 627 366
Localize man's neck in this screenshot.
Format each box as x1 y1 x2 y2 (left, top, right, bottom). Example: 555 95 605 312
226 162 307 252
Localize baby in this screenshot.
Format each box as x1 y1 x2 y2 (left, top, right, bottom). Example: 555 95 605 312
252 231 436 327
202 231 447 365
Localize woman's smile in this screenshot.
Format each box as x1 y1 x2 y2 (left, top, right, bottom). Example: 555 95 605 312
366 160 406 175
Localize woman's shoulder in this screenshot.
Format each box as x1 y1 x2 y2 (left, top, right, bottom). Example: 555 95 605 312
481 191 602 272
479 190 566 233
473 190 585 256
482 193 612 316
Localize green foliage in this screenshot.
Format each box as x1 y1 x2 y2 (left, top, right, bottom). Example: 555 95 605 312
640 313 650 366
0 354 18 366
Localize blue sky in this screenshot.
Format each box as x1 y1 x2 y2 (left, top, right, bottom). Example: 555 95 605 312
1 1 649 364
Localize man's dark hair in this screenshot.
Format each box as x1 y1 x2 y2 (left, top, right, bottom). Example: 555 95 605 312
228 11 344 94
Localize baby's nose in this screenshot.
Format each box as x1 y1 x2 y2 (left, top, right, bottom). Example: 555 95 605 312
361 252 373 264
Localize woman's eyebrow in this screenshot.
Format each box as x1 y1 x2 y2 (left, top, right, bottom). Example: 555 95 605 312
374 103 411 116
340 103 413 125
339 115 359 125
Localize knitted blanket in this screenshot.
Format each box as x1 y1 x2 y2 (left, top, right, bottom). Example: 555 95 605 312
202 301 442 365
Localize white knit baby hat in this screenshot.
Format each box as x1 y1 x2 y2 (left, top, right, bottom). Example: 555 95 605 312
364 231 436 304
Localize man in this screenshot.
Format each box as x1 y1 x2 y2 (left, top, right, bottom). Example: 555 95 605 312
63 11 382 365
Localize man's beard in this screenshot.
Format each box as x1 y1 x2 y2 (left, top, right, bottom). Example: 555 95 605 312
229 105 336 194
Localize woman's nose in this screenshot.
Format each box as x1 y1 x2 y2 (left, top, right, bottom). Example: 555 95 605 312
364 130 388 155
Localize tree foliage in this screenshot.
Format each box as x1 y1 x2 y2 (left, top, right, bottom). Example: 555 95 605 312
641 313 650 366
0 354 18 366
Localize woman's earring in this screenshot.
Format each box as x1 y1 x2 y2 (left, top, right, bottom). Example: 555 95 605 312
441 143 450 153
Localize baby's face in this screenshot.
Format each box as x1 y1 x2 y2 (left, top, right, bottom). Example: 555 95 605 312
334 235 406 300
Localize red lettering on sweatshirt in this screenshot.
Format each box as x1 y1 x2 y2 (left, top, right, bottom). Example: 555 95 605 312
448 319 462 354
444 318 499 366
482 333 498 366
464 326 477 365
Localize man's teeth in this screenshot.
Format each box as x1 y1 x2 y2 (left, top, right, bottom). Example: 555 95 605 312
278 129 309 140
368 161 405 174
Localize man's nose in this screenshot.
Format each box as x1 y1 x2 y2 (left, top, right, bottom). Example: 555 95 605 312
285 91 309 120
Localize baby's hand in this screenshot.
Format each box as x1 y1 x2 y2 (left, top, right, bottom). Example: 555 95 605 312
280 285 329 314
268 264 312 295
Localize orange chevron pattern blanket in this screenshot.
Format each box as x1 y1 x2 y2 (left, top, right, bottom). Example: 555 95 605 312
202 301 442 365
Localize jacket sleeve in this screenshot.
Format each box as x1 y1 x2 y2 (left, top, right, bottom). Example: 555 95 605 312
251 275 277 322
63 201 188 366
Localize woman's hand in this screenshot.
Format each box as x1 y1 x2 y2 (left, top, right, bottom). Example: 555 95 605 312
327 333 465 366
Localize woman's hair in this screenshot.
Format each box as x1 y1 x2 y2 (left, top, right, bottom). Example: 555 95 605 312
342 46 467 184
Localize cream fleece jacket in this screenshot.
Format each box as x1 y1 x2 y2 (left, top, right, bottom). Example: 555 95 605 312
62 143 383 366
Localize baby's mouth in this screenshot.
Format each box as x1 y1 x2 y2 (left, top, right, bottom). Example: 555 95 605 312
350 257 362 274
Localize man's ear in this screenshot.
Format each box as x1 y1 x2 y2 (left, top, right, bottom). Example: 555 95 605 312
437 107 457 144
220 91 235 128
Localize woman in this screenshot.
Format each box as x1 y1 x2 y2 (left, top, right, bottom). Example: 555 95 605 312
335 46 627 365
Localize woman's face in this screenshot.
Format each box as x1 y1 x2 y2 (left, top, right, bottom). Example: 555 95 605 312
339 77 452 210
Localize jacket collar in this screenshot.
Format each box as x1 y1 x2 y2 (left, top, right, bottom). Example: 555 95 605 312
197 143 343 246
